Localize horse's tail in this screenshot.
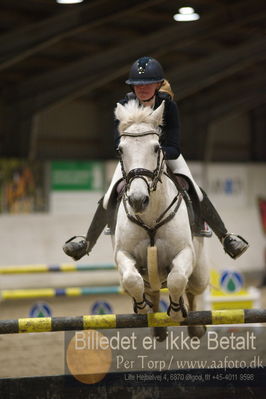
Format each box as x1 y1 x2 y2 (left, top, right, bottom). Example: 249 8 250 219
147 246 161 291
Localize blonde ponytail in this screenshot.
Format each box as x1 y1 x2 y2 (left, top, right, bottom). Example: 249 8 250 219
159 79 174 99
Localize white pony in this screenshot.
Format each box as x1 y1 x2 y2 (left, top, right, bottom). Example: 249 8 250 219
113 99 209 338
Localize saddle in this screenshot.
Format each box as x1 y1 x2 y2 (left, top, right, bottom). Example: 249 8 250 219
165 168 212 238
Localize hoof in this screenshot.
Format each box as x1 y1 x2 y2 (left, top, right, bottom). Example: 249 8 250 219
187 325 206 339
168 308 186 322
135 304 153 314
153 327 168 342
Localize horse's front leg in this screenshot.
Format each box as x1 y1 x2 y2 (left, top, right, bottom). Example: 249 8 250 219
116 249 152 314
167 246 194 322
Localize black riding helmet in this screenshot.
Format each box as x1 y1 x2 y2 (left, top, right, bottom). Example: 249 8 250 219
126 56 165 85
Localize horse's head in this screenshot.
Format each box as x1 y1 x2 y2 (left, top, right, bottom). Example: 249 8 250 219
115 99 165 214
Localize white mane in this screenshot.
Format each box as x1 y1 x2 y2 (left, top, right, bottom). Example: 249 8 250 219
115 99 165 134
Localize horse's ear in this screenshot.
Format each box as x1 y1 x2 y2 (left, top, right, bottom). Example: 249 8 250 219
115 102 126 121
151 100 165 126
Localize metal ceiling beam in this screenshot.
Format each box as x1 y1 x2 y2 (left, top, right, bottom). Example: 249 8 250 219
190 71 266 116
202 88 266 162
0 0 54 13
33 35 266 114
204 87 266 122
170 36 266 101
250 104 266 161
180 73 266 160
13 0 266 115
0 0 165 71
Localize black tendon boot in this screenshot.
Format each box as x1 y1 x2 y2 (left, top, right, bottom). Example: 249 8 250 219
200 189 249 259
63 197 107 261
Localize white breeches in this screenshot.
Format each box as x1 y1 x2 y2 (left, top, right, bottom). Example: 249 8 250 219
167 155 203 201
103 162 123 209
103 154 203 210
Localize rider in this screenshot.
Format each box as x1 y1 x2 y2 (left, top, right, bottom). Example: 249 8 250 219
63 56 249 261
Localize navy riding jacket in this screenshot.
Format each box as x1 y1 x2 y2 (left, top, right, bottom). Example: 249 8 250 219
114 91 181 160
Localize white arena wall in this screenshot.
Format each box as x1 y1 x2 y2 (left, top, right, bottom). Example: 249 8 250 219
0 162 265 289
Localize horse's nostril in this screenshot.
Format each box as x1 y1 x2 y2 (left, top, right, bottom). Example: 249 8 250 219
128 194 149 213
143 196 149 207
128 196 134 208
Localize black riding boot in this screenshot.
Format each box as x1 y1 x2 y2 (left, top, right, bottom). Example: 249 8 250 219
200 189 249 259
63 197 107 261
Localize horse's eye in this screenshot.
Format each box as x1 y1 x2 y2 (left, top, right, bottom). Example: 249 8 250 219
154 144 160 153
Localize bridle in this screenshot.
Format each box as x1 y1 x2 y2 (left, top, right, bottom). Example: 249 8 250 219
117 131 165 194
117 130 182 246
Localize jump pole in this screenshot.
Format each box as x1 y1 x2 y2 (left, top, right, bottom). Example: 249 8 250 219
0 286 123 300
0 287 169 300
0 264 116 274
0 309 266 334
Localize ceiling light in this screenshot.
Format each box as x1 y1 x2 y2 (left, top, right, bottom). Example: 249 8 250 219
179 7 194 15
173 7 200 22
56 0 84 4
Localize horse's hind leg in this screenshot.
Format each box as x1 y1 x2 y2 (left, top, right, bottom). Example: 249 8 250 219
186 264 209 338
116 250 152 314
146 290 168 342
186 292 206 338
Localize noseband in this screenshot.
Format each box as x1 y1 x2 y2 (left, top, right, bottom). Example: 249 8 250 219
117 131 165 193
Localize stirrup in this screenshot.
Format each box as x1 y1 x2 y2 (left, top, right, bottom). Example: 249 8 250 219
193 222 213 238
64 235 86 244
104 227 112 235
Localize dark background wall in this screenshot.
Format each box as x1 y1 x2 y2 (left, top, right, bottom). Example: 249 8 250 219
0 0 265 162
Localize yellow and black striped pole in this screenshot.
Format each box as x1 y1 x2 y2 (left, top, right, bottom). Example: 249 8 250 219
0 264 116 274
0 309 265 334
0 286 123 300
